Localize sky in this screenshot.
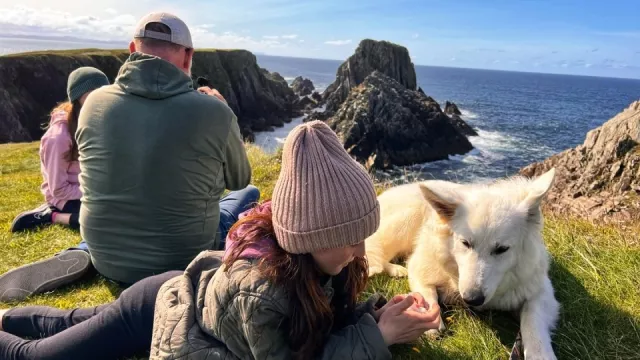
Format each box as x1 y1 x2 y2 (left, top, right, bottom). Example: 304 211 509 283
1 0 639 79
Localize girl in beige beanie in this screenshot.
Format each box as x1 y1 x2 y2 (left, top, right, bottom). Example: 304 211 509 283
201 120 442 359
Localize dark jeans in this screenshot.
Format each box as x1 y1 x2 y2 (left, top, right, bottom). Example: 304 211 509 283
70 185 260 282
0 271 180 360
52 199 81 230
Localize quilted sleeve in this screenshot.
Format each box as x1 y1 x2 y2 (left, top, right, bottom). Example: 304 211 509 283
232 294 391 360
319 313 392 360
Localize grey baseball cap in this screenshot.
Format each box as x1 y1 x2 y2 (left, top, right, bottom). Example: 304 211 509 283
133 12 193 49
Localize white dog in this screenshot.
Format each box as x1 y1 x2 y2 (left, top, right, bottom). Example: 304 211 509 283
366 169 559 360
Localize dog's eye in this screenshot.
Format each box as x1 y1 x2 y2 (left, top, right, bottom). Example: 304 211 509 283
461 240 472 249
492 246 510 255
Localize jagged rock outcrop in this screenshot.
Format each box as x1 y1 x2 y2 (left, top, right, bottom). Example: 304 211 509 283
323 39 417 112
311 91 322 103
291 76 315 96
450 114 478 137
329 71 473 171
0 49 297 143
520 100 640 223
293 96 317 113
444 101 462 115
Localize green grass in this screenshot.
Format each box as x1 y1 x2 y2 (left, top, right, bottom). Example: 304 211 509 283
1 142 638 359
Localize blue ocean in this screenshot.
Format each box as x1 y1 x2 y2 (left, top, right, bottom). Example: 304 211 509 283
3 38 640 183
257 55 640 182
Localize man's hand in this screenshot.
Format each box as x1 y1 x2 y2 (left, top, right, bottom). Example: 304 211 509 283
198 86 227 104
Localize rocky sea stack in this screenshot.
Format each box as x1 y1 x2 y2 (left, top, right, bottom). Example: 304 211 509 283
291 76 315 96
323 39 417 112
444 101 462 115
521 100 640 222
309 39 475 171
329 71 473 170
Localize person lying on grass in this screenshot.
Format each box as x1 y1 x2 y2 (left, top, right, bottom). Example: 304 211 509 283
10 67 110 233
0 121 440 360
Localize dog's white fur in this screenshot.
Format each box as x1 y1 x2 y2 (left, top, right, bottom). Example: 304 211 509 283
366 169 559 360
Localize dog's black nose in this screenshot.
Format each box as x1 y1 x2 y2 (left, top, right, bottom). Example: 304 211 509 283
462 293 485 307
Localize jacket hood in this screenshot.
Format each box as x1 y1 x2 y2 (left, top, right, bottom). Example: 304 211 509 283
115 52 194 100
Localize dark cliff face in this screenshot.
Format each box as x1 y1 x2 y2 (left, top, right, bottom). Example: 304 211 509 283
323 39 417 112
0 49 296 143
0 50 128 143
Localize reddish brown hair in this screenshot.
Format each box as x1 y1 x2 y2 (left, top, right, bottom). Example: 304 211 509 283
50 100 81 161
224 201 369 359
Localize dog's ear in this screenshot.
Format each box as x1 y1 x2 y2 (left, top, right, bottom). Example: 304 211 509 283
419 183 459 222
521 168 556 221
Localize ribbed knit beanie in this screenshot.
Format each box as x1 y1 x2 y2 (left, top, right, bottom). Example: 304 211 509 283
67 67 110 102
272 120 380 254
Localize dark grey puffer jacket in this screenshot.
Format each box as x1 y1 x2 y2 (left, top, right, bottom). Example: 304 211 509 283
150 250 392 359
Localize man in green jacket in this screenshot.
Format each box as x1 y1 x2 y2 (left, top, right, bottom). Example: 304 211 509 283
0 12 258 298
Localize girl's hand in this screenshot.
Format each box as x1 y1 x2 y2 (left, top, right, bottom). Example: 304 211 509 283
376 294 441 345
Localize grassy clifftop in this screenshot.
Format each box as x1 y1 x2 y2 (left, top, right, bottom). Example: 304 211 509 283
0 142 638 359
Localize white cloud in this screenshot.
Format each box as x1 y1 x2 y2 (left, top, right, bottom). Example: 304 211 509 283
585 63 593 68
0 5 294 53
0 5 136 40
263 35 280 40
412 33 419 39
450 57 456 61
325 39 352 46
298 39 304 43
105 8 117 15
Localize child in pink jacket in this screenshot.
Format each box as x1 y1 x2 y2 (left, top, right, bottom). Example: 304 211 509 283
11 67 109 232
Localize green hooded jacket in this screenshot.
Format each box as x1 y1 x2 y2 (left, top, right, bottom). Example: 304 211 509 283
76 52 251 284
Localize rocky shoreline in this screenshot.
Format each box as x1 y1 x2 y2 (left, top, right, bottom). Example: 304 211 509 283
0 40 477 172
2 43 639 223
520 100 640 223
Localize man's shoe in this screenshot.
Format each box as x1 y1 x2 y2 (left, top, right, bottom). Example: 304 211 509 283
10 205 53 232
0 250 92 302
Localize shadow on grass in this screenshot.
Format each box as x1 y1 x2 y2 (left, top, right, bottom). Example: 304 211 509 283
367 258 639 360
549 260 640 360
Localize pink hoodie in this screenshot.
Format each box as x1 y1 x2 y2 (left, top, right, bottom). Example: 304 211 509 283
39 110 82 210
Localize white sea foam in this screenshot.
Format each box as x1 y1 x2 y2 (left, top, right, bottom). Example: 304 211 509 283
253 105 327 153
253 116 304 153
460 108 479 120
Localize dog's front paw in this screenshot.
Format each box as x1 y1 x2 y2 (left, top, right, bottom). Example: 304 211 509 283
384 263 408 277
524 348 557 360
368 265 384 276
425 328 442 339
423 309 446 339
